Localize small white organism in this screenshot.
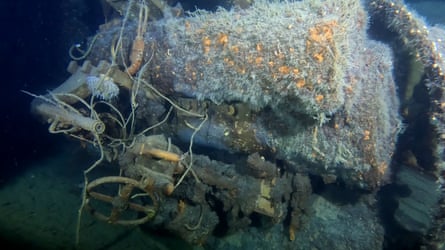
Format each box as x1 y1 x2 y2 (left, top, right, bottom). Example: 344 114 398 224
86 74 120 100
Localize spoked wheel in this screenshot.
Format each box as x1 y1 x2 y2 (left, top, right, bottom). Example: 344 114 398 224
85 176 158 226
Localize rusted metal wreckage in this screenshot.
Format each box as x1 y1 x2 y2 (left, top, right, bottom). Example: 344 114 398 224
29 0 445 248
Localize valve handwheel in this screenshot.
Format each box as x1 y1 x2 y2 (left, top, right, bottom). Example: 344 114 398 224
85 176 158 226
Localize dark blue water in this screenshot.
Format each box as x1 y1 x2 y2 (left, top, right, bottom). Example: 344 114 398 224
1 0 102 174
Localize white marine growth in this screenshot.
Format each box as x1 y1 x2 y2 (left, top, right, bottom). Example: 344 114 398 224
86 74 120 100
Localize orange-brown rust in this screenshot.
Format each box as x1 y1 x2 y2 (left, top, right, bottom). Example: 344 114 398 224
278 65 290 74
145 148 181 162
216 33 229 46
315 94 324 103
127 37 145 75
295 79 305 88
164 183 175 195
308 20 337 44
135 143 181 162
